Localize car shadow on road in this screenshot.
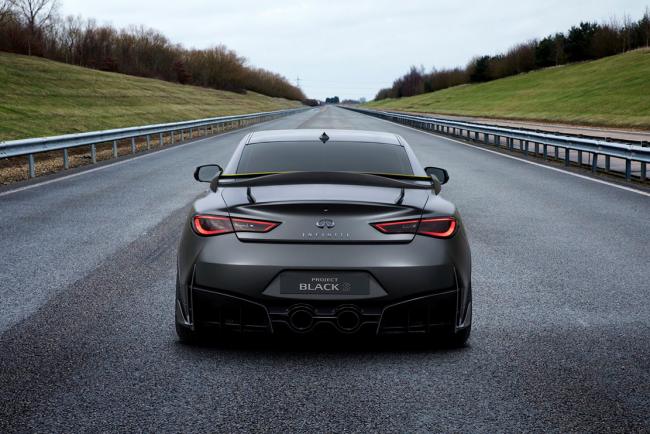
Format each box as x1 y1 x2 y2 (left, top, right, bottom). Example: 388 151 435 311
174 333 470 355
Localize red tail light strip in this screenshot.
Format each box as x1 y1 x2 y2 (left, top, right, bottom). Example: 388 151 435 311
193 215 232 236
417 218 457 238
231 217 279 233
372 219 419 233
371 217 457 238
192 214 279 236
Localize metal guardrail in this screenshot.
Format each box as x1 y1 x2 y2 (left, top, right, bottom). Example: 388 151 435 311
0 107 309 179
343 106 650 182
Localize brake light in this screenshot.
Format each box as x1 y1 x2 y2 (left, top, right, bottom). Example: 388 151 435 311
193 215 232 235
417 218 457 238
192 215 279 236
372 219 419 234
231 217 279 233
371 217 457 238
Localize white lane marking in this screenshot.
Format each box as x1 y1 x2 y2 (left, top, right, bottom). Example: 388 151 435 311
0 120 279 198
373 116 650 198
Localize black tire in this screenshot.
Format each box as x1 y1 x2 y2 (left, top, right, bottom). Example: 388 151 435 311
175 322 201 344
443 325 471 348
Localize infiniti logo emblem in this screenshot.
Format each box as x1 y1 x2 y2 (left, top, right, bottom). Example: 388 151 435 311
316 218 335 229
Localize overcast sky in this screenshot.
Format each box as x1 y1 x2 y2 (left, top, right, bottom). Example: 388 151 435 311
61 0 648 101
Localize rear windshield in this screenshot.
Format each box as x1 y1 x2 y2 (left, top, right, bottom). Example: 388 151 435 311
236 141 413 174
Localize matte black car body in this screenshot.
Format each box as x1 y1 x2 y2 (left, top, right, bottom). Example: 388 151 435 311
176 129 472 344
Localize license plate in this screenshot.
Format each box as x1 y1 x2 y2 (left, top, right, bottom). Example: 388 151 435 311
280 272 370 295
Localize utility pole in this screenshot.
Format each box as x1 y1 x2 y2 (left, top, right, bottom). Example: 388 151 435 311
296 76 301 88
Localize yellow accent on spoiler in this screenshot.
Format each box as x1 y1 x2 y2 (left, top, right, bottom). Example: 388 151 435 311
220 171 431 181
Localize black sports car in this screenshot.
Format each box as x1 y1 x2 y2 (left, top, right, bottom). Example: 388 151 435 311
176 129 472 346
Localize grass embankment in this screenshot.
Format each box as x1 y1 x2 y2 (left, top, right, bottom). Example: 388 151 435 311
0 52 302 141
366 49 650 129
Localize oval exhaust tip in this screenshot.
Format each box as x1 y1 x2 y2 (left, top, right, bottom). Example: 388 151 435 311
336 309 361 332
288 307 314 331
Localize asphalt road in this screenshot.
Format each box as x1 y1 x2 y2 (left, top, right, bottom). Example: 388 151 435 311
1 106 649 433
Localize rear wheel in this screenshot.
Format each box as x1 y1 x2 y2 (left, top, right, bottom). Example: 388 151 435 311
175 322 202 344
443 325 471 348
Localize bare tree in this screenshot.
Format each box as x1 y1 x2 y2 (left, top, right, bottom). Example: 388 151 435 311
641 6 650 47
0 0 14 24
8 0 59 55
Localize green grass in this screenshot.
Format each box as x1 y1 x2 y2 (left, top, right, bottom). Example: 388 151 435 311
366 49 650 129
0 52 302 141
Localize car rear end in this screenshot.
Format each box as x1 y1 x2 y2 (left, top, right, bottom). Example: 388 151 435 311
175 130 471 341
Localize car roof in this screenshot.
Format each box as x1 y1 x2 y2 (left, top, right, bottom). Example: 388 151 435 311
247 129 403 146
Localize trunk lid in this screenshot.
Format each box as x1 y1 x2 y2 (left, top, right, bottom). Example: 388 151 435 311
221 184 428 243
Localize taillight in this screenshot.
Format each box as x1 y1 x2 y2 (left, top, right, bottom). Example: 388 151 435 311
193 215 232 236
231 217 279 233
192 215 279 236
417 218 457 238
371 217 457 238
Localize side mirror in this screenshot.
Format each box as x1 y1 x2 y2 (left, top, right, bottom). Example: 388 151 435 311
194 164 223 182
424 166 449 185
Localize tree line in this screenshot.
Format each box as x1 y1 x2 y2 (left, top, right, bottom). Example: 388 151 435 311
375 9 650 100
0 0 305 101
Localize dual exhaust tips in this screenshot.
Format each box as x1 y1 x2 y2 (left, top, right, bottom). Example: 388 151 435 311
288 305 361 333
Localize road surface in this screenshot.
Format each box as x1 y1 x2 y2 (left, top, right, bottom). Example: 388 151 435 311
1 106 648 432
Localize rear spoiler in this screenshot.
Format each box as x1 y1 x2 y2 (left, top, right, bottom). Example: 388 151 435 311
211 171 441 194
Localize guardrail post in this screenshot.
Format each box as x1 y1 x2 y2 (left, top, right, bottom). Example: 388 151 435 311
554 146 559 160
564 149 570 166
605 155 610 172
524 141 529 156
591 154 598 173
543 144 548 160
495 136 500 147
63 148 69 169
28 154 35 178
577 150 583 166
171 131 175 144
534 143 539 155
181 130 184 141
131 137 136 154
112 140 118 158
625 160 632 181
484 133 489 144
91 144 96 163
146 135 151 150
159 132 163 147
641 162 647 182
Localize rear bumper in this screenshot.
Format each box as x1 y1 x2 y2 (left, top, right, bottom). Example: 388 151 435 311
176 232 472 336
182 235 468 300
177 284 467 336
